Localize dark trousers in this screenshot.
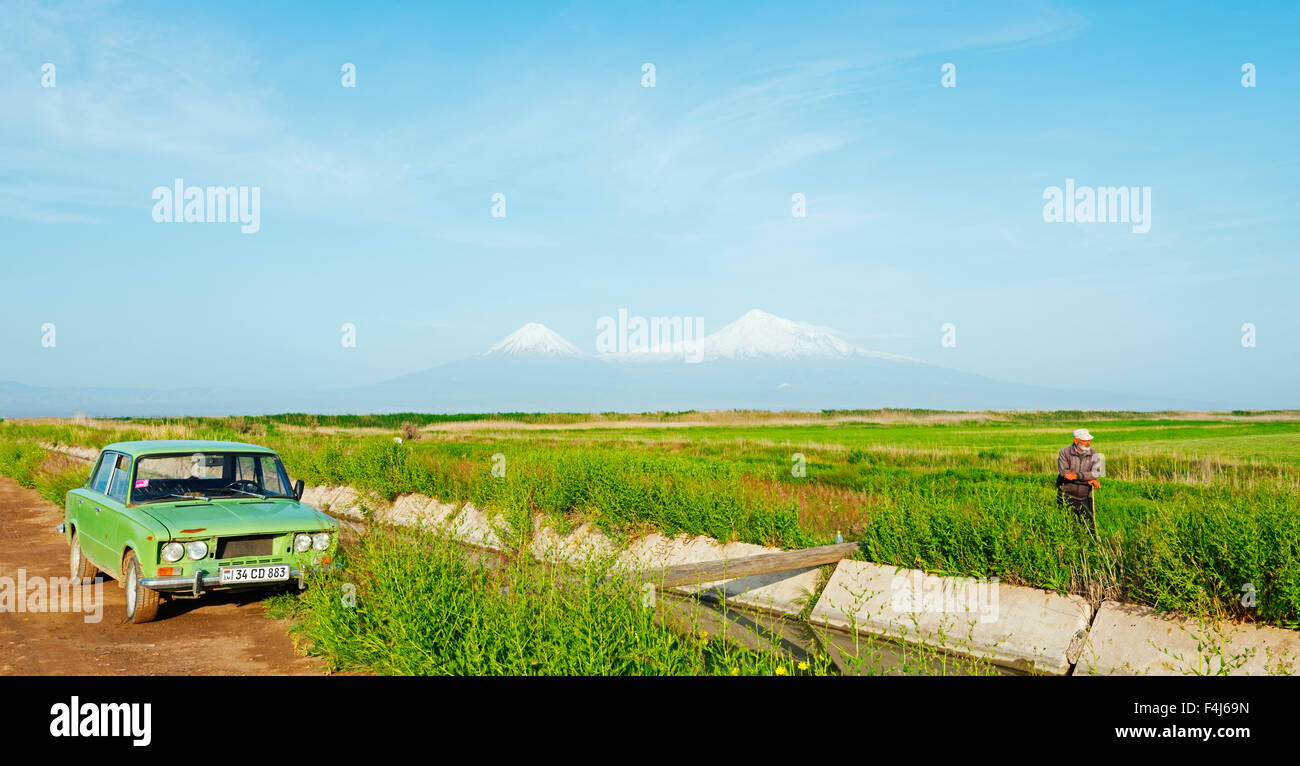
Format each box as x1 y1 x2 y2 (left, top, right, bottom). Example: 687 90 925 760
1056 476 1096 536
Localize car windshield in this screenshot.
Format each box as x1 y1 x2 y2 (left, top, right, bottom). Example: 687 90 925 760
131 452 295 504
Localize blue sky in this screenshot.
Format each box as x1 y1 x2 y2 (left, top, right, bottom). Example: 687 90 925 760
1 0 1297 405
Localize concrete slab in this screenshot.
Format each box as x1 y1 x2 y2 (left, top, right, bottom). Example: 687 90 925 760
528 523 565 561
620 533 720 579
1074 601 1300 676
376 494 458 528
616 533 823 618
312 486 342 511
449 502 507 550
299 485 328 508
704 565 823 616
529 521 619 565
376 493 429 526
303 485 393 522
617 532 676 570
809 560 1091 675
40 443 96 462
322 486 366 521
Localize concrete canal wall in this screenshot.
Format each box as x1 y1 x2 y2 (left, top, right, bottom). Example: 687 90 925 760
301 483 1299 677
1075 601 1300 676
35 443 1300 676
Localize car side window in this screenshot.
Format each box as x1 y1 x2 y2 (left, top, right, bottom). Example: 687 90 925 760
89 453 115 494
107 454 131 502
85 453 106 489
259 456 290 496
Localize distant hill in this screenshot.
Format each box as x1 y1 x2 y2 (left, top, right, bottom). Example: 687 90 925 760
0 310 1226 417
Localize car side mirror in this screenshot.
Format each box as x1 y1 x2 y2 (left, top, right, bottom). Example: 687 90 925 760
293 479 305 501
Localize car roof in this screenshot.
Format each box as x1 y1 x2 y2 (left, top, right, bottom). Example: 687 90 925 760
100 440 278 457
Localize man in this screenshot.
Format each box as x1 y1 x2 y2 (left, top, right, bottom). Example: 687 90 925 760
1057 428 1101 534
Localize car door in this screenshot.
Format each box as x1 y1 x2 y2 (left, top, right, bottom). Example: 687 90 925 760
95 452 136 575
72 451 118 569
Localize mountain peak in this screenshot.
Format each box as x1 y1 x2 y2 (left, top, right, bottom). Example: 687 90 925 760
701 309 860 360
485 323 584 357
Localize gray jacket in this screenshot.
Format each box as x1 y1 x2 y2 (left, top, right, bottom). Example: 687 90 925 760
1057 444 1100 497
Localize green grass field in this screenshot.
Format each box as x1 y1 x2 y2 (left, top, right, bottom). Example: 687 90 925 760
3 409 1298 672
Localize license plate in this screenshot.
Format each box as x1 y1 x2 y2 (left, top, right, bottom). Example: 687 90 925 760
219 564 291 585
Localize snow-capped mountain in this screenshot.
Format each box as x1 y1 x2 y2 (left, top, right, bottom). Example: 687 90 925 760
484 323 584 357
483 311 908 363
592 309 915 363
697 309 913 362
698 309 857 360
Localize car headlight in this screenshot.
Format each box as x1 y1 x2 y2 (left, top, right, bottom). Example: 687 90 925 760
311 532 330 551
185 540 208 560
161 542 184 562
293 533 312 553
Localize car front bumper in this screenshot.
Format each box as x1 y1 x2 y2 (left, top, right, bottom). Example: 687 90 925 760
141 562 341 595
140 569 302 591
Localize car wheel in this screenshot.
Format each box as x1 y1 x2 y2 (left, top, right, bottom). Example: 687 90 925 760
70 532 100 584
123 551 161 624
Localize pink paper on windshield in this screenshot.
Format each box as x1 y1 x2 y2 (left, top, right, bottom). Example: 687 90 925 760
135 479 149 488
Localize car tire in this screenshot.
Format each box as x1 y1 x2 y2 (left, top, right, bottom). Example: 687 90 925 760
70 532 100 584
123 551 161 624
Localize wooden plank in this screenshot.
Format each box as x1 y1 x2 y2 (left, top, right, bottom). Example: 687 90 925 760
641 542 860 588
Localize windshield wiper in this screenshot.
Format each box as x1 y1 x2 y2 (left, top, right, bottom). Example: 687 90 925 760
139 493 213 505
215 487 266 499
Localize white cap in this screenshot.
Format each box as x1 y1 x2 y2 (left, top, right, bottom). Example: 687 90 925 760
1073 428 1094 441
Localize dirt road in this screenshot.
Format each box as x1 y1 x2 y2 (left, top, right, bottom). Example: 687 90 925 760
0 477 321 676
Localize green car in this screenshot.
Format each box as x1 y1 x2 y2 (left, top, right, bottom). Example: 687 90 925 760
57 440 339 624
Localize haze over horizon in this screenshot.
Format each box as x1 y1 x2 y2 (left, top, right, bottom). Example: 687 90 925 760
2 0 1297 409
0 307 1249 415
